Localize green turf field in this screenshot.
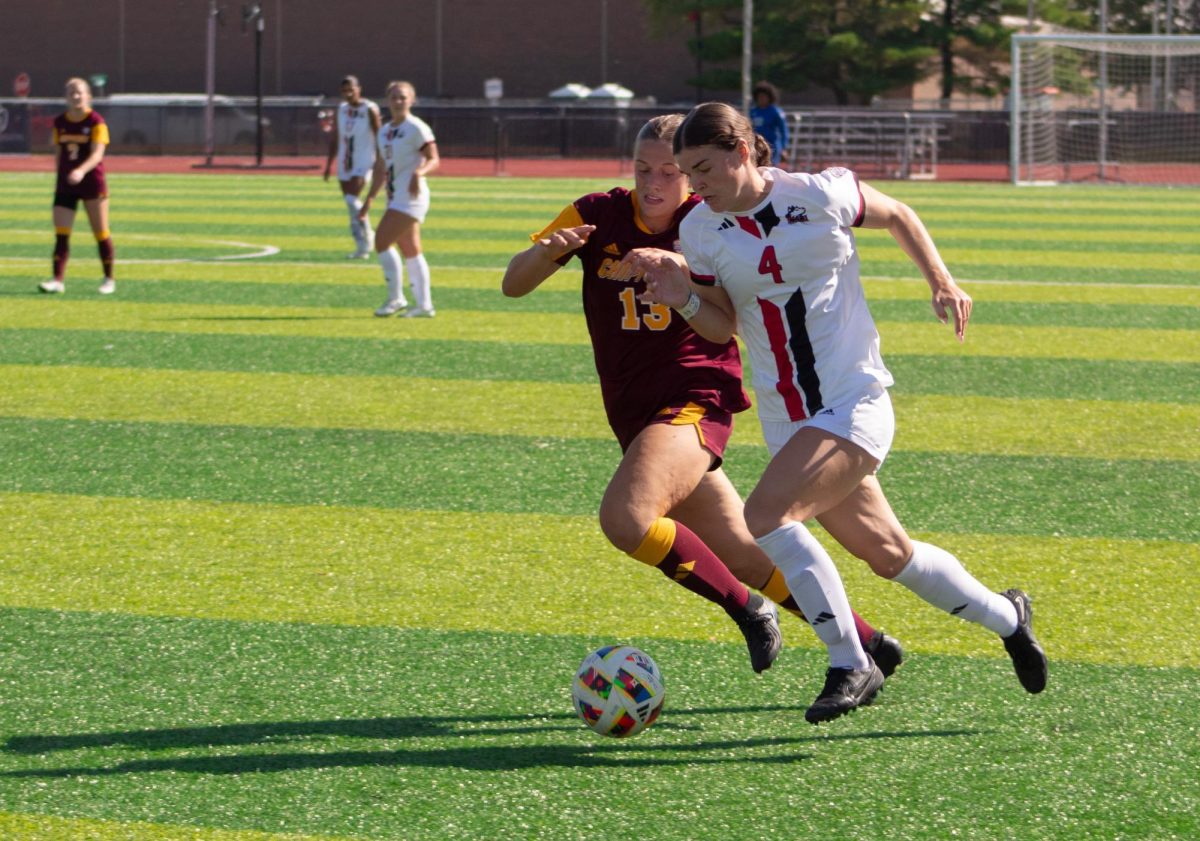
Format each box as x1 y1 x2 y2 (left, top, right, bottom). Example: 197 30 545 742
0 170 1197 841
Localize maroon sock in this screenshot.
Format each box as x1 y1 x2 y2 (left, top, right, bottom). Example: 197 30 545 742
97 236 114 278
53 234 69 280
630 518 749 615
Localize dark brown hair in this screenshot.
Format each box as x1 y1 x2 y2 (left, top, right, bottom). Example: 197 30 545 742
674 102 772 167
752 81 779 104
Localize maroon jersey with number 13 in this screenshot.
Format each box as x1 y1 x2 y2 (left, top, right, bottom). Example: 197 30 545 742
533 188 750 446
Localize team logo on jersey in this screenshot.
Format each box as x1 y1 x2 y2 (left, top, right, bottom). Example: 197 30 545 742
387 126 407 141
786 205 809 224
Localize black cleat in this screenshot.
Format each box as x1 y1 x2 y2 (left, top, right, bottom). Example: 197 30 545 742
1000 589 1047 694
805 662 885 724
733 592 782 673
865 631 904 678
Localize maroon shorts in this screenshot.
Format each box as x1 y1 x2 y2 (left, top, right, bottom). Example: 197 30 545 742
54 172 107 209
613 401 736 471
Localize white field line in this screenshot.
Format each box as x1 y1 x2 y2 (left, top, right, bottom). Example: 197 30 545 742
1 230 279 262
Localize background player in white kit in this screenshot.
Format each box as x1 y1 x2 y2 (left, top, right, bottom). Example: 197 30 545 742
360 80 439 318
323 75 381 259
628 102 1047 724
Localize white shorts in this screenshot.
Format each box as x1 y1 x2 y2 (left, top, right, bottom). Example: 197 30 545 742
759 383 895 464
385 188 430 223
338 163 373 181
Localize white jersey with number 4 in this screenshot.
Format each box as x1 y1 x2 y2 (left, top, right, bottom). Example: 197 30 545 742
377 115 436 205
681 166 893 424
336 100 379 179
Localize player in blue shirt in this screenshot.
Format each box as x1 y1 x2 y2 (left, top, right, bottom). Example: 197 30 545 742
749 81 789 168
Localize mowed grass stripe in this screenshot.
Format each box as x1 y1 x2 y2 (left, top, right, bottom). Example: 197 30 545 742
0 813 344 841
6 276 1198 329
6 330 1196 404
0 329 599 384
1 418 1194 541
7 261 1198 307
3 492 1197 667
1 608 1195 841
1 300 1196 362
4 363 1197 460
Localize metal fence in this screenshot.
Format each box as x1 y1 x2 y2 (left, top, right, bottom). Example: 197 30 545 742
0 97 1015 178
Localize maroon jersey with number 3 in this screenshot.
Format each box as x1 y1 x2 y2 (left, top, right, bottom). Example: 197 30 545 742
533 188 750 446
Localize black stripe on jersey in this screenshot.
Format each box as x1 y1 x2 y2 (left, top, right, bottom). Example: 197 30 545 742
784 287 823 415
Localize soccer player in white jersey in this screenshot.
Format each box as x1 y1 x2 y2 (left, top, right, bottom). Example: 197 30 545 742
360 80 439 318
627 102 1047 724
323 75 381 259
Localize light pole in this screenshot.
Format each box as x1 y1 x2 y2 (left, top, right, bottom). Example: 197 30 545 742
243 3 265 165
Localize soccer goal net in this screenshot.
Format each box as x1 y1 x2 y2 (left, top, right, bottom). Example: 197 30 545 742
1011 34 1200 185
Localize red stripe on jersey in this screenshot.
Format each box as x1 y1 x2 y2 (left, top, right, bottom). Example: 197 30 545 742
735 216 761 238
691 273 716 286
757 296 808 420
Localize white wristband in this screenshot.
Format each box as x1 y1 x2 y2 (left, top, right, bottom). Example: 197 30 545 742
675 291 702 320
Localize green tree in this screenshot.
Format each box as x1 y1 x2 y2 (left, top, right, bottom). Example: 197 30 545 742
644 0 936 105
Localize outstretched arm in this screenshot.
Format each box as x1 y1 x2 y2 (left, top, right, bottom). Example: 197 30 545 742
324 119 338 181
859 181 972 341
502 224 595 297
359 155 386 219
622 247 737 343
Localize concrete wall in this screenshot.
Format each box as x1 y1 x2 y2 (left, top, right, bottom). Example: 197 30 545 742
0 0 702 104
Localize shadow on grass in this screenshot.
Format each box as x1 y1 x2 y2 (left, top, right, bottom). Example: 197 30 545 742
1 707 980 777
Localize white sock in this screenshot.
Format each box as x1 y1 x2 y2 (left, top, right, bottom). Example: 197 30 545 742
405 254 432 311
755 522 869 670
378 248 406 304
344 194 364 247
893 541 1018 636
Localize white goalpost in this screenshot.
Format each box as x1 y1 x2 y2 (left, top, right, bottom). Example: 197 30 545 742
1011 34 1200 185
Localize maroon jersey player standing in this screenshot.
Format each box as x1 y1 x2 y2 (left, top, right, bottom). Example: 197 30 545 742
38 77 116 295
501 115 902 677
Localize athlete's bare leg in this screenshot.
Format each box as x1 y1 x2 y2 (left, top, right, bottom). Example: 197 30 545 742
671 468 774 588
599 423 711 553
816 475 913 579
743 426 878 539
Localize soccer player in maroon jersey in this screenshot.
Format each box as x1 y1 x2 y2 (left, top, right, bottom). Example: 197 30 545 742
38 77 116 295
501 115 902 677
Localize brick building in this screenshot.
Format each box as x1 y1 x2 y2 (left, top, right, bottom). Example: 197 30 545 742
0 0 702 104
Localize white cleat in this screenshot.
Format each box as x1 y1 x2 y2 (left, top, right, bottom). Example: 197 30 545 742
374 298 407 317
98 279 116 295
348 249 372 260
403 307 436 319
38 279 65 294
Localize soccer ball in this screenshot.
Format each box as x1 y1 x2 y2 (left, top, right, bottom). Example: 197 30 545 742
571 645 665 738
